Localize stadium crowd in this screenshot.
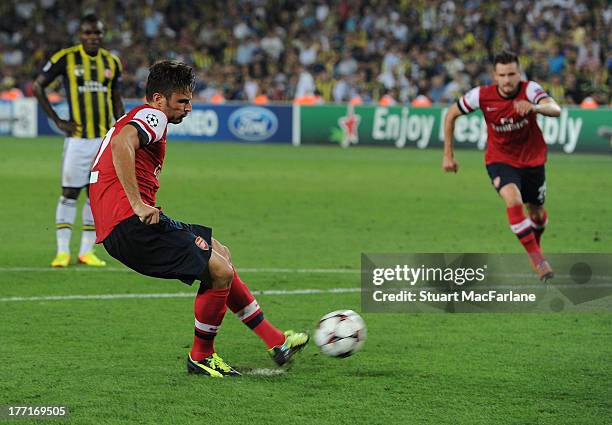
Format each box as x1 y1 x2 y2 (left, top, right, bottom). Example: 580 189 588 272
1 0 610 105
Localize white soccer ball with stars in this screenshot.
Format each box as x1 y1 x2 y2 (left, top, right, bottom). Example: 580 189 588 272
314 310 366 357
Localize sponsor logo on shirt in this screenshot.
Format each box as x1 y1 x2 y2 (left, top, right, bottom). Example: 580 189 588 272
77 81 108 93
493 117 529 132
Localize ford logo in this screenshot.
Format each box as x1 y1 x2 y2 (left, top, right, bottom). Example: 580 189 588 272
228 107 278 141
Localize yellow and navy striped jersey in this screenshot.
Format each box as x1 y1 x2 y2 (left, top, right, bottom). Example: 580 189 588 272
40 44 122 139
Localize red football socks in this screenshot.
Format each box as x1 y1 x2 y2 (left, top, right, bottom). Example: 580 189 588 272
190 286 229 361
530 209 548 246
507 205 544 263
227 269 286 349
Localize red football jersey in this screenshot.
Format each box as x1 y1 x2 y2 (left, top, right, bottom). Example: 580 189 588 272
89 104 169 243
457 81 550 168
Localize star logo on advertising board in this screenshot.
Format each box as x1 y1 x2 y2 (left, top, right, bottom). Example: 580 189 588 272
338 103 361 148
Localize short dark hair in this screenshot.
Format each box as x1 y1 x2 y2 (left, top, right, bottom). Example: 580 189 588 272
80 13 102 28
493 51 519 67
145 61 196 101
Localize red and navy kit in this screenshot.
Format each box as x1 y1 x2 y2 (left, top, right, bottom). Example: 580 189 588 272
457 81 550 168
89 104 213 284
89 104 168 243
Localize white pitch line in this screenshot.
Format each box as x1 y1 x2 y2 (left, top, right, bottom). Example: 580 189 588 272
0 267 608 281
0 287 361 303
243 268 358 274
0 266 359 274
0 267 609 281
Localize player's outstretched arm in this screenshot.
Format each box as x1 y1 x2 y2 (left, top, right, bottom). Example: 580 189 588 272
442 103 462 173
111 125 159 224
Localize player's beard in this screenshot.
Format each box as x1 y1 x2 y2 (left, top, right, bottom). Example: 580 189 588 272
169 116 185 124
500 83 519 98
83 43 99 55
82 38 101 55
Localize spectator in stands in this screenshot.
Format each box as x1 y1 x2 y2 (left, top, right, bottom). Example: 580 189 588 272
564 73 583 105
260 28 284 63
547 45 565 76
294 65 316 99
315 69 335 103
427 74 446 104
336 49 358 77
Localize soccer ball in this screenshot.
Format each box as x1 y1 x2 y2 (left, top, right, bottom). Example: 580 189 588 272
314 310 366 357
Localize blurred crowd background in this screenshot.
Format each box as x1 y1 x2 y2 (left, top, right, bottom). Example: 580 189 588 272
1 0 610 105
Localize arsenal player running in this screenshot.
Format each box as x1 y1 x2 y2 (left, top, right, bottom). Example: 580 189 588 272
89 61 308 377
442 51 561 281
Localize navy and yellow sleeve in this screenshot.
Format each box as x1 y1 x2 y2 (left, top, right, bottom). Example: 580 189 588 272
39 49 68 86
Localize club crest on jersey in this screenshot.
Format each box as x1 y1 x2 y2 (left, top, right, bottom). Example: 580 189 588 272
146 114 159 128
194 236 209 251
104 68 113 78
73 66 84 77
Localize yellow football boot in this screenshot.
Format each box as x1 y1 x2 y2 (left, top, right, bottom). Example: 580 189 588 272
51 252 71 268
268 330 310 366
187 353 241 377
78 252 107 267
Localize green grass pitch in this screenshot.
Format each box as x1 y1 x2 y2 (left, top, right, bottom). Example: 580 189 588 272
0 136 610 424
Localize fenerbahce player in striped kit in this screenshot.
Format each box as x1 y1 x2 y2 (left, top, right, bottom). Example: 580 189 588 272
443 51 561 281
89 61 308 377
33 14 124 268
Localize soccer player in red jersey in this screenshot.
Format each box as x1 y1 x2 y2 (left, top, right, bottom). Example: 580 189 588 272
442 51 561 281
89 61 308 377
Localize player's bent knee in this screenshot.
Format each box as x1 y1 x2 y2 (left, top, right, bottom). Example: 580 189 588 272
211 268 233 289
212 238 232 264
208 253 234 289
222 244 232 262
505 199 523 208
499 184 523 207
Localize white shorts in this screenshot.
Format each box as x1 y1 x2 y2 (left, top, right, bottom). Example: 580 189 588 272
61 137 103 188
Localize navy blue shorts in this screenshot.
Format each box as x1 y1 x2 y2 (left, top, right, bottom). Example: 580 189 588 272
486 162 546 206
102 213 213 285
